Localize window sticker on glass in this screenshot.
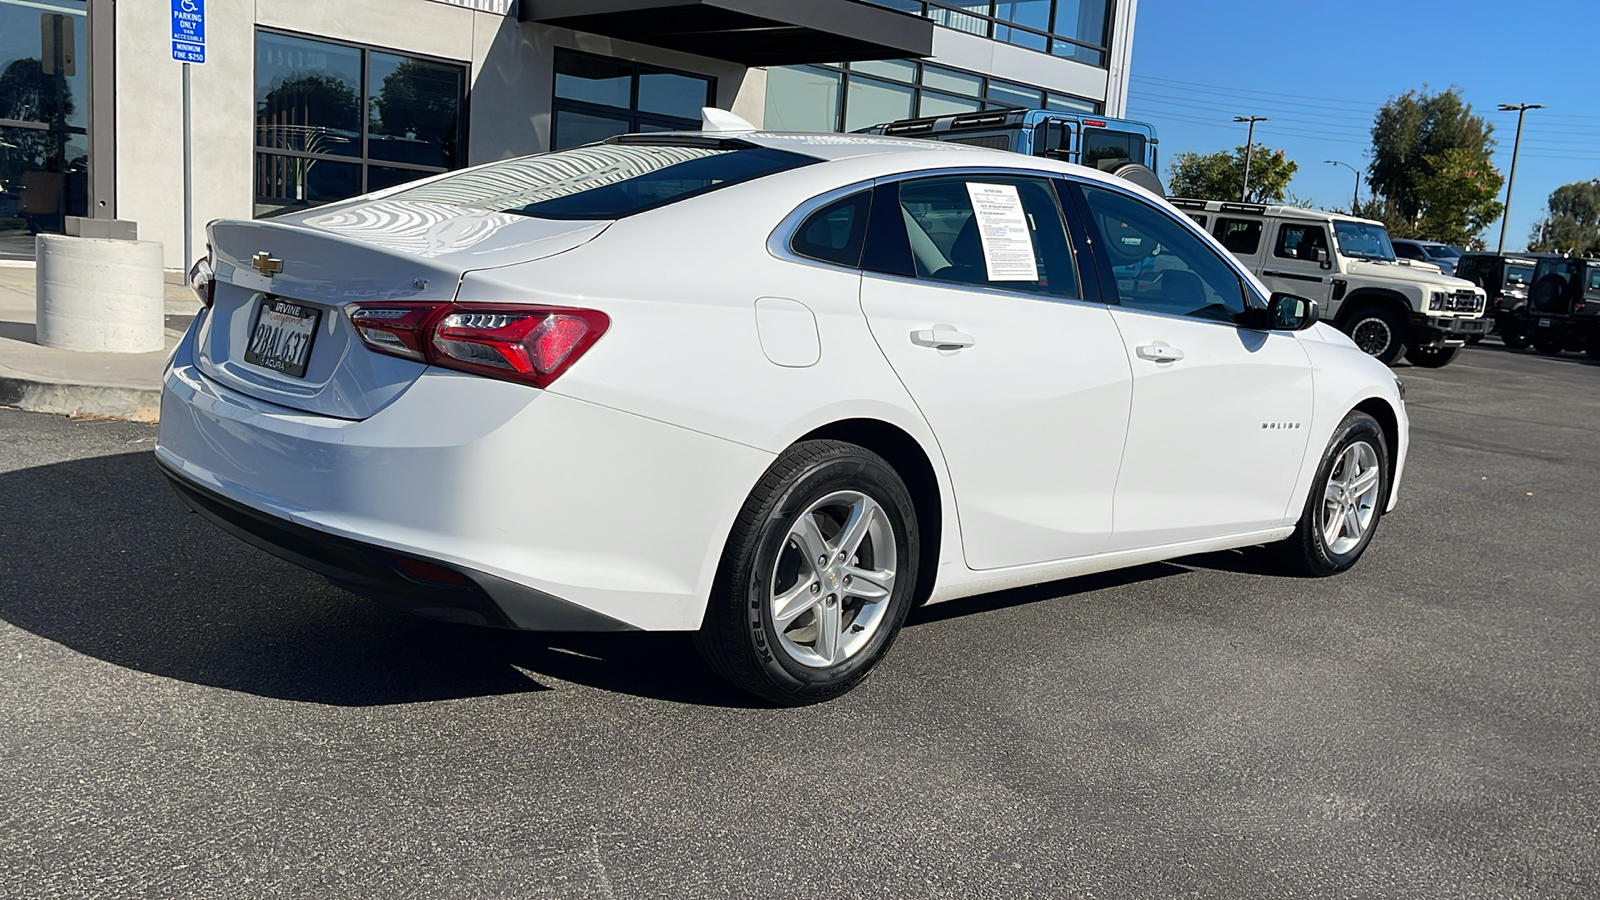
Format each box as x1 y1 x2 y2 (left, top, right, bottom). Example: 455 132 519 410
965 182 1038 282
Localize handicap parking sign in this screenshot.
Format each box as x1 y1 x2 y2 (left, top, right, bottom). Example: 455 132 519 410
172 0 205 63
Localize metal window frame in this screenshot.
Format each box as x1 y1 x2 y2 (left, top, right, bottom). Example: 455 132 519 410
251 26 472 216
549 47 718 152
816 59 1099 132
862 0 1115 64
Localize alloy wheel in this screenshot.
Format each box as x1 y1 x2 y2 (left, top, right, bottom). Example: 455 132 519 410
1351 318 1392 357
1319 441 1381 556
769 490 898 668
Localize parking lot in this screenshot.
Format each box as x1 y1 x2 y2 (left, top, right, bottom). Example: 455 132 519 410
1 342 1596 899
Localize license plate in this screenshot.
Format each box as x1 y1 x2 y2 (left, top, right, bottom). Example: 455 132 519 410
1539 317 1552 328
244 297 322 378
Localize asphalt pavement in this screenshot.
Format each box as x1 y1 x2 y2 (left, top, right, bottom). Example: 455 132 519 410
1 343 1597 899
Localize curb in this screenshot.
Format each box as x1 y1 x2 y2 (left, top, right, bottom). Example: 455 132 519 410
0 375 160 423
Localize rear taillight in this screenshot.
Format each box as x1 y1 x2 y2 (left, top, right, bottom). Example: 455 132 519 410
187 253 216 308
347 301 609 389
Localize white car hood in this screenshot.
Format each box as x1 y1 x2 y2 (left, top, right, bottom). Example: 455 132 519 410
1346 258 1475 290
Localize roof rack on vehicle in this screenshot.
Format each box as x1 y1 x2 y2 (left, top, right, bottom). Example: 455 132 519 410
1219 201 1268 213
1167 198 1207 210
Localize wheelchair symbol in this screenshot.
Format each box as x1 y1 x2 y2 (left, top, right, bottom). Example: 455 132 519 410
180 0 200 12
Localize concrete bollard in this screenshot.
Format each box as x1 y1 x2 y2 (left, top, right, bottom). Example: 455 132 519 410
36 234 165 353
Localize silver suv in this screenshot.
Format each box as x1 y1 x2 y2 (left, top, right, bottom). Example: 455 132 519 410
1391 239 1464 277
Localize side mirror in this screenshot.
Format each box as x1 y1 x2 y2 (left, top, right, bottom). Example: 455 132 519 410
1317 248 1332 270
1269 292 1319 330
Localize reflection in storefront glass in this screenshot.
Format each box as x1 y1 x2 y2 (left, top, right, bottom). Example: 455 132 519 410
0 0 89 255
367 52 464 169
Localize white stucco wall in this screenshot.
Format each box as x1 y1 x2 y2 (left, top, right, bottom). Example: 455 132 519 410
114 1 752 270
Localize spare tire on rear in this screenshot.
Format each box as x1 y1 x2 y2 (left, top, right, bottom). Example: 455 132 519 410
1099 160 1165 197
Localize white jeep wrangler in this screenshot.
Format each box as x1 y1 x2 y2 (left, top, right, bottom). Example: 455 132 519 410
1171 200 1490 367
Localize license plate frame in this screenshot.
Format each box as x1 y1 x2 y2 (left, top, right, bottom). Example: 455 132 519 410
244 297 323 379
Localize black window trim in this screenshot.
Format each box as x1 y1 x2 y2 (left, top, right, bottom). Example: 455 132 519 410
253 25 471 210
550 47 717 152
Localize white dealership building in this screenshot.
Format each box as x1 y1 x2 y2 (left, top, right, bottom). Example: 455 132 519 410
0 0 1138 268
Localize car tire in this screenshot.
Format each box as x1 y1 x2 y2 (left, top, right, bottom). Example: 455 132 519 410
1403 345 1460 368
1343 308 1407 364
695 440 920 706
1534 340 1565 356
1274 411 1390 578
1587 335 1600 361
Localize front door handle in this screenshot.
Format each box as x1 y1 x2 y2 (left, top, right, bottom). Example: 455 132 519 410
1135 342 1184 362
910 327 976 350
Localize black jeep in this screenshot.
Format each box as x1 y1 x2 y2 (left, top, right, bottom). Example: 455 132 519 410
1454 252 1537 343
1501 255 1600 359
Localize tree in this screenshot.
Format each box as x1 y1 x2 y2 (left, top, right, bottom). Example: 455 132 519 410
1168 144 1298 204
1528 180 1600 256
1410 147 1504 246
372 60 461 166
1368 87 1502 242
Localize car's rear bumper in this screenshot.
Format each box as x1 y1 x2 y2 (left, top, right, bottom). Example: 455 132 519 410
157 325 774 631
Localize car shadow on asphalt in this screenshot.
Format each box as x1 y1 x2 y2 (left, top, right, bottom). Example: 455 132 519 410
0 451 764 709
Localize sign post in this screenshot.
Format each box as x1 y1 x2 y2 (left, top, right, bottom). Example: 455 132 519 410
171 0 204 267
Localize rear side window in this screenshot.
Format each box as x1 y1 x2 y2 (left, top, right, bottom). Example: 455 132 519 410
791 191 872 268
1213 217 1262 254
883 175 1080 300
395 142 818 220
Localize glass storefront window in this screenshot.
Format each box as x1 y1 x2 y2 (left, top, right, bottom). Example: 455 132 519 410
763 66 840 133
551 50 715 151
367 52 466 169
0 0 89 256
254 30 468 217
918 91 981 118
765 60 1099 134
857 1 1114 66
921 65 982 97
843 78 914 133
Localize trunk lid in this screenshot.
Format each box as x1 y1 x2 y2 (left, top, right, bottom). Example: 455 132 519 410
196 202 608 419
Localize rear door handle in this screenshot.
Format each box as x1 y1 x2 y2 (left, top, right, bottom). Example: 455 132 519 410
1135 342 1184 362
910 327 976 350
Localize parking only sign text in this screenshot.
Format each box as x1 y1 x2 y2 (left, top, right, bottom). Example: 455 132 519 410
172 0 205 63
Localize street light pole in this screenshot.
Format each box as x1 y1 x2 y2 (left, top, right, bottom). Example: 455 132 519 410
1325 159 1361 214
1496 103 1544 254
1234 115 1270 202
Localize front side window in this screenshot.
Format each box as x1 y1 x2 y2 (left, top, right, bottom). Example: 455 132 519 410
1392 242 1423 260
254 30 467 217
1588 268 1600 293
1213 217 1262 254
878 175 1079 300
1332 222 1396 261
1274 223 1329 262
1078 183 1248 323
397 142 817 220
1505 263 1534 289
791 191 872 268
551 50 715 151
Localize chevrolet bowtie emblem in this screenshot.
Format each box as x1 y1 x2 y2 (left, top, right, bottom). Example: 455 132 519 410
251 252 284 276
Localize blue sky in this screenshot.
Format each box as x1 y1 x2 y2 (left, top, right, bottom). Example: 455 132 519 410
1128 0 1599 250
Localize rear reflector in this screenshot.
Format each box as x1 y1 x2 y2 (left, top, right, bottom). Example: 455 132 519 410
394 556 474 586
346 301 609 389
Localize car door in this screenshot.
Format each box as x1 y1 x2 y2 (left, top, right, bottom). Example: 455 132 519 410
1069 180 1315 552
1258 220 1337 309
858 173 1132 570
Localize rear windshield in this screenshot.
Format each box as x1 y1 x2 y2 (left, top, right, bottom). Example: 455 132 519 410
1424 244 1462 259
1506 264 1534 288
394 142 818 220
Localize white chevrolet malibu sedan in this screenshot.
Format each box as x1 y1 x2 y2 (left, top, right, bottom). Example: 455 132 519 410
159 113 1408 705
